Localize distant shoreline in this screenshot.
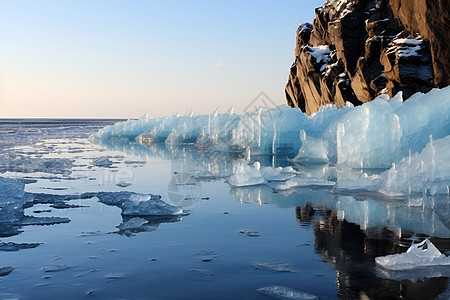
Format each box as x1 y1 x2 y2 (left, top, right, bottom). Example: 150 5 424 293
0 118 127 125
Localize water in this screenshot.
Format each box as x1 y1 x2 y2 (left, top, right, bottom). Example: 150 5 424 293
0 119 448 299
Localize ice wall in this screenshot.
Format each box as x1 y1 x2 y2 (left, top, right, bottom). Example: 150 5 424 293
95 87 450 169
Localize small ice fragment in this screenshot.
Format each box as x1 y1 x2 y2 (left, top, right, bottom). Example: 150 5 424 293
50 202 87 209
375 239 450 270
0 242 40 251
0 266 13 277
256 262 293 272
105 272 123 279
257 286 319 300
239 229 260 237
92 156 114 167
116 181 132 188
229 160 265 187
41 264 69 272
121 197 183 216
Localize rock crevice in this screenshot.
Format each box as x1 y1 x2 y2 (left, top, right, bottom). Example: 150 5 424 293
286 0 449 115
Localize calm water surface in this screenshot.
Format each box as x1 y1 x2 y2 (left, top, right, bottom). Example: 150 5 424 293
0 119 448 300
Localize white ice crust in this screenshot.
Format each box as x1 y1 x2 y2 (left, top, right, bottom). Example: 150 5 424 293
375 239 450 270
95 87 450 195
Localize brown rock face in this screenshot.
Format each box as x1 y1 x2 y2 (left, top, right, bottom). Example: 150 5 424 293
286 0 449 114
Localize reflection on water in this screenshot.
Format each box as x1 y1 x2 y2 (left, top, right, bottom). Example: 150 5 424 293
1 120 449 299
296 206 450 299
116 215 183 237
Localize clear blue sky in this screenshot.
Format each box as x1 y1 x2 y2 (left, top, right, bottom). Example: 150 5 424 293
0 0 323 118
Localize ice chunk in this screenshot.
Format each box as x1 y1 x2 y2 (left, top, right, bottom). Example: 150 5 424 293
257 286 319 300
255 262 293 272
0 266 13 277
293 130 329 164
92 156 114 167
41 264 69 272
0 242 40 251
96 191 161 207
228 161 265 187
260 167 296 182
97 192 183 216
122 198 182 216
375 239 450 270
238 229 260 237
272 177 335 190
337 135 450 196
0 157 73 174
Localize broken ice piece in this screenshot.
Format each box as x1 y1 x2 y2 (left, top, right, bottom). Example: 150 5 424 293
255 262 293 272
0 266 14 277
116 181 132 188
375 239 450 270
92 156 114 167
239 229 260 237
257 286 319 300
0 242 40 251
41 264 69 272
105 272 124 279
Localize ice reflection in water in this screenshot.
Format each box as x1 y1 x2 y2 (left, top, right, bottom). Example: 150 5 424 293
0 119 448 299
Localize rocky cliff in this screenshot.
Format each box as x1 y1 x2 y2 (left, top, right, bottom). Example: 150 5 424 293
285 0 449 115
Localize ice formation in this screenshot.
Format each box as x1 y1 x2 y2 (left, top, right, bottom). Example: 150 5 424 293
95 87 449 167
375 239 450 270
96 192 183 216
337 135 450 196
95 87 450 195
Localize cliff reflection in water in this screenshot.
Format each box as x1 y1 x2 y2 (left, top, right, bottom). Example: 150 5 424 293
296 205 450 300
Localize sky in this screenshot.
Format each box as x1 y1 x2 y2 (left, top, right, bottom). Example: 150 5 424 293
0 0 324 118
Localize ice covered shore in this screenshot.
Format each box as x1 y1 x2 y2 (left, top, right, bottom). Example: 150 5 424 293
95 88 449 196
95 87 449 168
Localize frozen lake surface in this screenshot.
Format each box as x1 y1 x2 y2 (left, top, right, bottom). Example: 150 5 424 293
0 119 449 300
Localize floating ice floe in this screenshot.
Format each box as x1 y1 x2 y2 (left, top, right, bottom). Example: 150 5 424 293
375 239 450 270
96 192 183 216
92 156 114 167
41 264 69 272
257 286 319 300
0 156 73 175
255 262 293 272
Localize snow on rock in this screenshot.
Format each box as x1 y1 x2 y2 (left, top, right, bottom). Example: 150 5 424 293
257 286 319 300
375 239 450 270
